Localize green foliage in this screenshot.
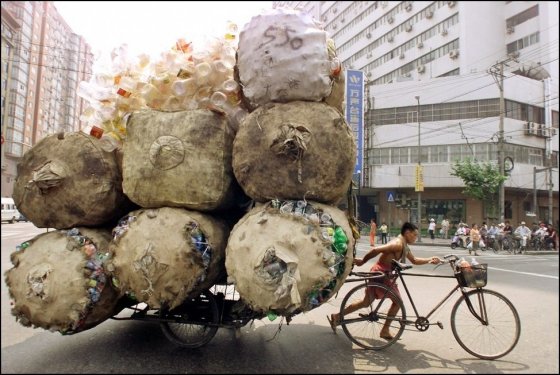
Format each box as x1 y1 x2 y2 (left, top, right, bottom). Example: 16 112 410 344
450 159 507 218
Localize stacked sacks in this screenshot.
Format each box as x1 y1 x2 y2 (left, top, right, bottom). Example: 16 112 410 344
233 101 356 204
12 132 133 229
5 228 120 334
225 201 354 315
122 109 242 211
227 9 357 317
106 207 229 309
236 8 342 110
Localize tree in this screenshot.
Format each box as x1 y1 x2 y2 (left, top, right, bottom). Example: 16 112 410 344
450 159 507 221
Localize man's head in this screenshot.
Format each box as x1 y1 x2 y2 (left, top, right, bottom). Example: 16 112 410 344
401 222 419 243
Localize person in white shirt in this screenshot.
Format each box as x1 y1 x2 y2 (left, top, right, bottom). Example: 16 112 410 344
428 218 436 242
514 221 532 247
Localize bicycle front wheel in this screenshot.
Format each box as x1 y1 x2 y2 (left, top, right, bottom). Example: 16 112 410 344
451 289 520 360
340 283 406 350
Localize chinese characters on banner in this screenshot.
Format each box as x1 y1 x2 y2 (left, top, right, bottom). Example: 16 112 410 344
415 164 424 192
345 70 364 182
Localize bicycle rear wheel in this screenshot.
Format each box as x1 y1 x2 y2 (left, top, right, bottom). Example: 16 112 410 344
451 289 520 360
160 290 219 348
340 283 406 350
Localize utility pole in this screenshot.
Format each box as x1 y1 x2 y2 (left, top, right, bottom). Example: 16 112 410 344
415 95 422 241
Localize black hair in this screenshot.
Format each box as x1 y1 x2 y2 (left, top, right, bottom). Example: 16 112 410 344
401 222 418 235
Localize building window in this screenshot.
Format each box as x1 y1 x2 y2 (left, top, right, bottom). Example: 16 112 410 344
506 5 538 28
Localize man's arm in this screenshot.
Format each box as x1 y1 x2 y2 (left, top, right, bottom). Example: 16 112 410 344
407 250 441 265
354 241 400 266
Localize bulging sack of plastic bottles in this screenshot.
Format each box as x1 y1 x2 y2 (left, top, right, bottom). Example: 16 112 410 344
233 101 356 204
107 207 229 309
236 8 342 111
12 132 133 229
225 200 354 316
5 228 120 334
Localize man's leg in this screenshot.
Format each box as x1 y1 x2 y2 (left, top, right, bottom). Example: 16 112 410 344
330 291 374 327
379 299 401 339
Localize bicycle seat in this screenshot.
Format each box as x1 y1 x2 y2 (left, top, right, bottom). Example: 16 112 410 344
391 259 413 271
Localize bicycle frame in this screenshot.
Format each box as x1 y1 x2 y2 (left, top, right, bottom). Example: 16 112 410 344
371 267 488 327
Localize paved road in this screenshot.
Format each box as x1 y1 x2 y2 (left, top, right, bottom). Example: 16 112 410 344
2 223 558 373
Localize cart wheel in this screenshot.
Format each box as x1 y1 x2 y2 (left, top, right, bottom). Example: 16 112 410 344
160 290 219 348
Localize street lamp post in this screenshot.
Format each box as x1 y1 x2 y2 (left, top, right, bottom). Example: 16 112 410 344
415 95 422 242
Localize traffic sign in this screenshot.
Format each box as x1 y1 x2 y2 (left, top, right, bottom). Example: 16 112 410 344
387 191 395 202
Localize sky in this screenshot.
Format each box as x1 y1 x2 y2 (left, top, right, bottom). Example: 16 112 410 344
54 1 273 62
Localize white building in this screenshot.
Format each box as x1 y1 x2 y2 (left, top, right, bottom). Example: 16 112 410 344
274 1 559 230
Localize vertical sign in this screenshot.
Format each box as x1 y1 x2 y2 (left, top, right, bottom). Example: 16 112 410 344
345 70 364 181
415 164 424 192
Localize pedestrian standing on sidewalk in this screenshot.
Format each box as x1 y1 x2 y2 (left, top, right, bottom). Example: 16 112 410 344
380 222 388 244
441 217 450 239
428 218 436 242
469 223 481 256
370 218 377 246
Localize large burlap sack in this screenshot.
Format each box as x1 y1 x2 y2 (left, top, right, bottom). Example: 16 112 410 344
225 200 354 316
5 228 120 334
122 109 242 211
107 207 229 309
12 132 131 229
233 101 356 204
236 8 339 111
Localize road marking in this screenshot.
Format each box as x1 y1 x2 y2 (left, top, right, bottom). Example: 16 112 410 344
488 266 559 279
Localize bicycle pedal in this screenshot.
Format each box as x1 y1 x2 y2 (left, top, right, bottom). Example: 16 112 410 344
437 321 444 330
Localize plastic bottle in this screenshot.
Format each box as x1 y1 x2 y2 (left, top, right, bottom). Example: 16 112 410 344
470 257 479 266
333 226 348 254
99 132 122 152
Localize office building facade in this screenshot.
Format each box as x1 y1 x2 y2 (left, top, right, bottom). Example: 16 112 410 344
274 1 559 228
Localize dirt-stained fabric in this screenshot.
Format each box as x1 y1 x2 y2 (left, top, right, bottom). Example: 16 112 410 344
225 201 354 316
107 207 229 309
5 228 120 334
236 9 335 111
12 132 130 229
122 109 241 211
233 101 356 204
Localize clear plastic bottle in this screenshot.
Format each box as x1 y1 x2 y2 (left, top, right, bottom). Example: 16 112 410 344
99 131 122 152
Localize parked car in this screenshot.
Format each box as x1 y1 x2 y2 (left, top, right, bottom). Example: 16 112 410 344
1 197 18 224
17 213 29 222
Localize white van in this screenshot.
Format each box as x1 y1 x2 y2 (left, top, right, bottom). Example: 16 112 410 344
1 197 20 224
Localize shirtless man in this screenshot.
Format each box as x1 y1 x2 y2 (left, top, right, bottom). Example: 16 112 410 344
328 222 440 339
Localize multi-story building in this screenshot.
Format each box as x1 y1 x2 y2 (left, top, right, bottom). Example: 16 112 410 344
0 1 93 197
274 1 559 229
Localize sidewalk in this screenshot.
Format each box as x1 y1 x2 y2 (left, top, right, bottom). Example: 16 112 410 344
357 235 558 255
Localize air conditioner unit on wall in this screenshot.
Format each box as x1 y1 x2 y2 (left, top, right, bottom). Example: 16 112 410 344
447 1 456 8
426 11 434 19
405 24 413 32
525 122 535 135
417 42 424 49
405 2 412 11
506 26 515 34
399 53 405 59
366 71 372 77
388 35 394 42
441 29 448 36
388 16 394 24
417 65 425 73
366 32 372 39
366 52 373 58
449 49 459 58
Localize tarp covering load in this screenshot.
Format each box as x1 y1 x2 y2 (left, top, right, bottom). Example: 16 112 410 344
107 207 229 309
225 200 354 316
232 101 356 204
12 132 130 229
5 228 119 334
122 109 242 211
236 8 342 111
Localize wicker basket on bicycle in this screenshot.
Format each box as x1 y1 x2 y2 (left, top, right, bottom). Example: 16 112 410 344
455 263 488 288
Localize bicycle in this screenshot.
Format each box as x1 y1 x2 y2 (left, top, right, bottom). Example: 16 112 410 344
338 255 521 360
